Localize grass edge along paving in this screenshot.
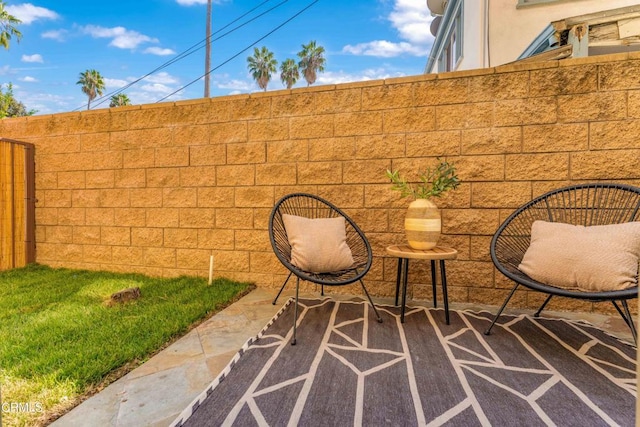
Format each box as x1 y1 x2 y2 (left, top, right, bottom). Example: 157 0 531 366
0 264 253 427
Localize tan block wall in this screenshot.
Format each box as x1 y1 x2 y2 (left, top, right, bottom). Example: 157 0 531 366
2 53 640 315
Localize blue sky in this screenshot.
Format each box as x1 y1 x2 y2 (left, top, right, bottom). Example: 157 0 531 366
2 0 435 115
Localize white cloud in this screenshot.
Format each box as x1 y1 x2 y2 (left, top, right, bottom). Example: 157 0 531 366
342 0 433 58
102 72 181 103
143 46 176 56
14 91 74 115
128 87 185 105
316 69 405 86
19 76 38 82
0 65 15 76
80 25 158 49
136 72 184 103
100 71 184 105
104 77 131 89
5 3 59 25
125 91 153 105
216 79 252 91
389 0 433 45
42 29 68 41
140 83 173 94
343 40 425 57
21 54 43 63
145 72 179 85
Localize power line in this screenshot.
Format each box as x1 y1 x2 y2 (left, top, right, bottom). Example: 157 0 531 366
156 0 320 103
75 0 281 111
83 0 279 110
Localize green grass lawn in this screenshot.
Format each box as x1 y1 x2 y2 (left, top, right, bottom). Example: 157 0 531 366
0 264 252 426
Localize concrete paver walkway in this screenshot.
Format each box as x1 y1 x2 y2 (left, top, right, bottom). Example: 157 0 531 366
52 288 634 426
52 288 284 427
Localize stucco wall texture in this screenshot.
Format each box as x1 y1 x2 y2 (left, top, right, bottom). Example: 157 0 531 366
1 52 639 314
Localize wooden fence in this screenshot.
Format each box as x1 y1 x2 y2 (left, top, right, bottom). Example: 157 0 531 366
0 138 35 270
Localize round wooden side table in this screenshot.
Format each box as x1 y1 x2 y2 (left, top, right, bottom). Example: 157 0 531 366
386 244 458 324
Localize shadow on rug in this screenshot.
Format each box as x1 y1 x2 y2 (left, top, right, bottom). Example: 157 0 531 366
172 298 636 426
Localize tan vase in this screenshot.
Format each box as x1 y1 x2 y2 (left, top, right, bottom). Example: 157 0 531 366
404 198 441 250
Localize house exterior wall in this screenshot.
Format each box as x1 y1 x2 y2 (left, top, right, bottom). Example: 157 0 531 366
1 53 639 315
489 0 639 66
426 0 639 73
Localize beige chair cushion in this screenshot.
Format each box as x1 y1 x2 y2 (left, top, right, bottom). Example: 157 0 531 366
519 221 640 292
282 214 354 273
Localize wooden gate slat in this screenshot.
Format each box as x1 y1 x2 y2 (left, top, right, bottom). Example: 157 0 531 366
0 140 13 269
0 139 35 270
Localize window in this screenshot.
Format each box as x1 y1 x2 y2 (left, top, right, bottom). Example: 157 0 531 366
438 5 463 72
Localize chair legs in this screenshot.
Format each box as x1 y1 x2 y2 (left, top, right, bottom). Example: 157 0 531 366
277 271 383 344
535 294 553 317
272 272 293 305
292 277 300 345
359 279 383 323
486 288 638 345
289 278 382 345
612 300 637 345
484 284 520 336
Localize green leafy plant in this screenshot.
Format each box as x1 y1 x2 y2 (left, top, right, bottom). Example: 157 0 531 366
386 158 460 200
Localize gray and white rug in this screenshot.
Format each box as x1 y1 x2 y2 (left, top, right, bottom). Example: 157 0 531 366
172 298 636 426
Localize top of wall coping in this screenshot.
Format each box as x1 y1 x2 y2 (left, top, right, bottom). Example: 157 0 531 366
2 52 636 124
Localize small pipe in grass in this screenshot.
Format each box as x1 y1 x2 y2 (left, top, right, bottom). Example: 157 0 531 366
208 255 214 286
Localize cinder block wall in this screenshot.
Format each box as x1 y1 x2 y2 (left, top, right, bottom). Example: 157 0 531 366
1 53 639 314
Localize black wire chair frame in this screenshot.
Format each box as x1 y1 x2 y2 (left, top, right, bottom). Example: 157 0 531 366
484 182 640 344
269 193 382 345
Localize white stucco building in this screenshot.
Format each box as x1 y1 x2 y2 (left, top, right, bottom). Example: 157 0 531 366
425 0 640 73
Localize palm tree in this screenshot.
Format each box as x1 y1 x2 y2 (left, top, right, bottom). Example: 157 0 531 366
297 41 326 87
109 93 131 107
0 1 22 50
76 69 105 110
247 46 277 91
279 58 299 89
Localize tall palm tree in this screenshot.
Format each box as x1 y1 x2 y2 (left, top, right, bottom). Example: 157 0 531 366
247 46 277 92
109 93 131 107
279 58 299 90
76 69 105 110
0 1 22 50
297 41 326 87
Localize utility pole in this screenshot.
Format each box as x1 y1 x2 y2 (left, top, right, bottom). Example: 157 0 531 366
204 0 212 97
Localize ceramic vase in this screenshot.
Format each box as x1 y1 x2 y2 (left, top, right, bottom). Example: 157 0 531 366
404 198 441 250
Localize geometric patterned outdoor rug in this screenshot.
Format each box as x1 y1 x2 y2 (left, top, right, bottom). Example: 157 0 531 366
171 298 637 427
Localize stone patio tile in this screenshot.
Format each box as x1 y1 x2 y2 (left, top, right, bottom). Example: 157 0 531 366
126 329 204 380
238 301 283 321
198 325 257 357
204 349 239 377
116 360 211 427
234 287 279 303
50 378 125 427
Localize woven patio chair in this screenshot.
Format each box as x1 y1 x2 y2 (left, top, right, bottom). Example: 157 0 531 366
269 193 382 345
485 183 640 344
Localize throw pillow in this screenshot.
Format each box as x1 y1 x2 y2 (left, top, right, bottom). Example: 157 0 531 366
282 214 355 273
518 221 640 292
